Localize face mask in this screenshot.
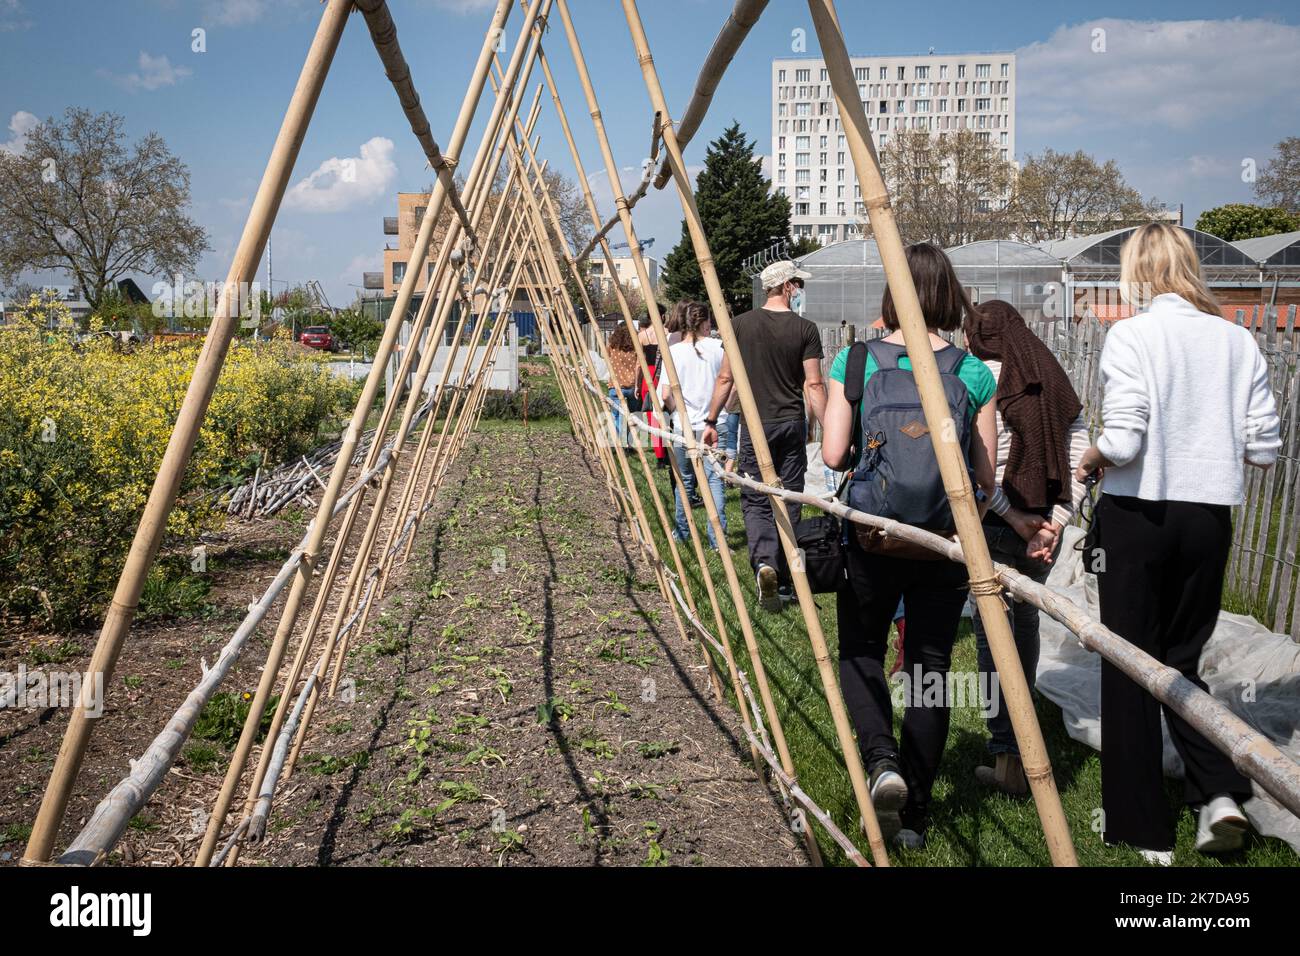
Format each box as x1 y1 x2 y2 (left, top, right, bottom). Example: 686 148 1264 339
790 288 806 315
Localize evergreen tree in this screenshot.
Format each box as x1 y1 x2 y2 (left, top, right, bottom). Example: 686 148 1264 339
663 122 796 313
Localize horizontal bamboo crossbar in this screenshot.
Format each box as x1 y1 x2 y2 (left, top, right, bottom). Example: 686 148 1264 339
590 379 1300 821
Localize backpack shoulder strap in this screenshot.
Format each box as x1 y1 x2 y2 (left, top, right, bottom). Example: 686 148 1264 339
864 337 900 371
842 341 869 405
935 344 968 376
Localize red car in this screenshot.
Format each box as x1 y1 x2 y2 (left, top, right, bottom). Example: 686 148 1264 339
299 326 337 351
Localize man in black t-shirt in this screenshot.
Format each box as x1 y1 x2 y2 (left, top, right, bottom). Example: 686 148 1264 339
702 260 825 611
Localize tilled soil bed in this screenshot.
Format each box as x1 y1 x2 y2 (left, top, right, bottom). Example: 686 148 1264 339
2 420 805 868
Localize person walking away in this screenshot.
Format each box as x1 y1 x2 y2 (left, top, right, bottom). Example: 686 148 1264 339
607 322 641 450
963 299 1091 795
658 302 727 548
701 260 826 611
821 242 998 848
1077 223 1281 864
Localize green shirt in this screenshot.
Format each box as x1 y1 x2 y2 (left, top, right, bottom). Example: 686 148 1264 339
829 343 996 420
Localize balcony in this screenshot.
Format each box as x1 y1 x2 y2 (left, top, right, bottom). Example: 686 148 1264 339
362 272 385 290
383 216 399 235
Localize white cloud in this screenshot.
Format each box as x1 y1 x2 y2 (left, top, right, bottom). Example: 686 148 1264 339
0 110 39 155
103 51 193 92
204 0 266 26
1018 18 1300 136
283 137 399 213
0 0 32 32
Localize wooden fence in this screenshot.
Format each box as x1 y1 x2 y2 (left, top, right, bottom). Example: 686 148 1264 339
819 304 1300 640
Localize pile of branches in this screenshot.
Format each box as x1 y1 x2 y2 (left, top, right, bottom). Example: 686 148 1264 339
223 401 431 518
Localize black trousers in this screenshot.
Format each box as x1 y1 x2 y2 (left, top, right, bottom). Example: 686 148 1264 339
837 540 969 828
736 417 807 580
1094 493 1251 851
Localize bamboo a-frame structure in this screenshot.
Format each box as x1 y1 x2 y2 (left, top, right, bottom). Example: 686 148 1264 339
25 0 1300 870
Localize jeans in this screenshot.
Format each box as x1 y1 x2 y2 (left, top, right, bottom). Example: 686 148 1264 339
736 417 807 581
971 519 1055 756
673 427 727 548
608 385 639 446
717 410 739 463
837 538 970 828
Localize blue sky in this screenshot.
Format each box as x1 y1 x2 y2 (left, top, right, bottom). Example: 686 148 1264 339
2 0 1297 306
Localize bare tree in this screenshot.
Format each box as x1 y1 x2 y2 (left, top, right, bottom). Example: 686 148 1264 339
866 129 1016 249
0 108 210 312
1255 137 1300 216
1013 148 1162 242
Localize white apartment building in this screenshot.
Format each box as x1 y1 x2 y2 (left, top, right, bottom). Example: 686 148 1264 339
773 52 1016 245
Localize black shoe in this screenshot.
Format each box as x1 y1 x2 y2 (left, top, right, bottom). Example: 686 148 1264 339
868 759 909 813
777 583 795 604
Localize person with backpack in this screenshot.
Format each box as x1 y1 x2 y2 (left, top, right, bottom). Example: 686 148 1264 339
1078 223 1281 864
658 302 727 547
963 299 1091 796
821 242 998 849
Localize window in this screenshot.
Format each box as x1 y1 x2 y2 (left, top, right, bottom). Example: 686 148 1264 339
392 261 407 283
975 97 991 110
821 68 829 81
820 101 831 115
915 65 929 79
820 135 828 148
776 169 786 184
778 136 786 149
796 203 810 216
1000 131 1008 145
897 65 906 79
939 64 948 79
976 63 991 78
1000 97 1009 112
837 202 846 216
796 152 810 167
413 205 427 229
916 82 928 97
879 100 888 114
795 68 810 82
427 261 436 281
796 102 811 116
1000 62 1009 77
778 152 786 167
878 66 886 79
796 135 810 150
778 69 786 82
855 67 867 81
937 98 947 112
837 151 845 164
957 64 966 78
896 100 905 113
819 203 827 215
837 167 845 181
795 168 810 183
819 152 827 165
778 103 787 117
957 98 967 112
914 99 930 113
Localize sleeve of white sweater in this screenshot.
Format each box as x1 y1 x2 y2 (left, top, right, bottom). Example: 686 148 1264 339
1244 347 1282 466
1095 323 1149 467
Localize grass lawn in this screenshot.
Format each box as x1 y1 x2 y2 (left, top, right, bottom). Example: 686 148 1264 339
621 450 1298 868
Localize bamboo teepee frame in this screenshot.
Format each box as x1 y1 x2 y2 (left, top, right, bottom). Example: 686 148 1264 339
26 0 1300 871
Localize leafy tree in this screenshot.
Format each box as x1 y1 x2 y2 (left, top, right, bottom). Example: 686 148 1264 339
1196 203 1299 242
1254 137 1300 216
1013 148 1162 242
871 129 1016 248
663 122 795 312
330 307 382 356
0 108 210 314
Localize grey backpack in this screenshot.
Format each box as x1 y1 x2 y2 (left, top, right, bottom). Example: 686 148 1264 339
844 339 975 531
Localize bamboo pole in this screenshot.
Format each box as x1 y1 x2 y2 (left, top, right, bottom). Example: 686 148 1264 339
648 0 769 191
614 0 890 866
192 0 518 867
354 0 477 243
547 5 824 855
21 0 356 866
805 0 1076 866
239 29 547 824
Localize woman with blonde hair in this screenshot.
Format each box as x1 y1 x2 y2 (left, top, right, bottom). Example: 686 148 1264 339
1077 223 1281 864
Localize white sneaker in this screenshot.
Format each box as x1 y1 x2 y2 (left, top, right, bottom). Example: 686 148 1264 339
1138 848 1174 866
1195 794 1248 854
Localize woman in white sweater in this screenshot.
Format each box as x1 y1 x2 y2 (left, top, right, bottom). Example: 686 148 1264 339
1077 223 1282 864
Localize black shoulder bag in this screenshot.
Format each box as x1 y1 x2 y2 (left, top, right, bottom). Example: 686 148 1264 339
794 342 868 593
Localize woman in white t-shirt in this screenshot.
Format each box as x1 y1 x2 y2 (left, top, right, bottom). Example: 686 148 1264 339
659 302 727 548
